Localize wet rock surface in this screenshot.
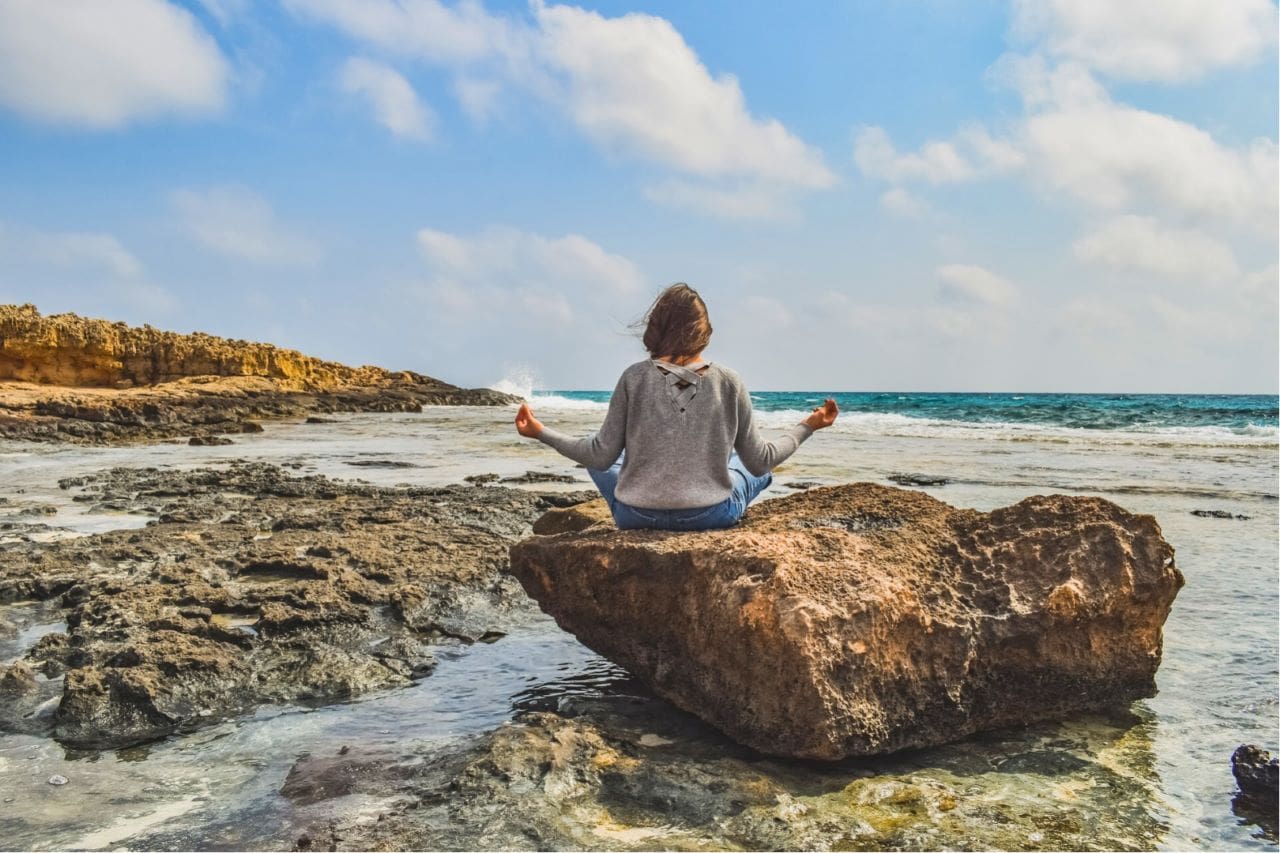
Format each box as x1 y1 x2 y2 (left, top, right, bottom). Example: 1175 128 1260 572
1232 744 1279 835
511 484 1184 759
0 462 592 749
1191 509 1252 520
291 687 1169 852
0 304 519 444
887 473 950 487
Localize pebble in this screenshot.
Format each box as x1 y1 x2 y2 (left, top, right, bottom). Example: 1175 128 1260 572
47 774 68 786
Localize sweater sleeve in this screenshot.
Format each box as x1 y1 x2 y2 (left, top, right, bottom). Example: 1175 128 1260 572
535 372 628 470
733 379 814 477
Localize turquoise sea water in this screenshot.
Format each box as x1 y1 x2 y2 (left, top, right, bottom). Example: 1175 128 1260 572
542 391 1279 433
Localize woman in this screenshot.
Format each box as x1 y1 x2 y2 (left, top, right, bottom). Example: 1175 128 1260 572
514 283 838 530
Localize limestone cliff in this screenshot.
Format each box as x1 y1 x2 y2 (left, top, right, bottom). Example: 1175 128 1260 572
0 305 518 443
0 303 428 389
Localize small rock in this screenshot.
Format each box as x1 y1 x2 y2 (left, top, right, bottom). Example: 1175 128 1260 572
783 481 821 490
47 775 68 786
887 473 949 487
501 470 578 485
189 435 234 446
305 417 335 424
0 662 39 695
464 473 501 485
1191 509 1251 520
1232 744 1279 809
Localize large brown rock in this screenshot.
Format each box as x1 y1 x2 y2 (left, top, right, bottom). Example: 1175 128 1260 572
509 483 1184 760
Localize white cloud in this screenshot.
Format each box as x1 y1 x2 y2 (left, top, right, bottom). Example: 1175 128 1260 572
415 226 644 325
287 0 834 193
854 124 1025 185
1060 296 1134 337
0 0 229 128
643 180 796 221
36 233 144 279
0 226 144 280
340 56 434 140
1074 215 1240 283
171 186 321 266
285 0 521 64
1009 60 1278 229
0 221 177 313
196 0 249 27
1240 264 1280 308
874 57 1278 234
532 4 833 188
936 264 1018 307
855 127 973 184
452 76 502 122
1012 0 1278 83
878 187 932 219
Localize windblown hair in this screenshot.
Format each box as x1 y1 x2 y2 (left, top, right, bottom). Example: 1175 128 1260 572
637 283 713 360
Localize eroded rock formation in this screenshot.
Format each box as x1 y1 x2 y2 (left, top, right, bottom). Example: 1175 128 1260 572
509 483 1184 759
0 304 518 442
0 463 591 749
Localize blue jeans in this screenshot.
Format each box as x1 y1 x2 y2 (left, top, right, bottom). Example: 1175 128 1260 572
586 450 773 531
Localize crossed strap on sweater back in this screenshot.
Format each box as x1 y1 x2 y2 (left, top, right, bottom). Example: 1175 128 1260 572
652 358 711 412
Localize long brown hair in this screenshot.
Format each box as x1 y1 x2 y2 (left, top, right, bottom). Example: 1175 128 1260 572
636 283 712 360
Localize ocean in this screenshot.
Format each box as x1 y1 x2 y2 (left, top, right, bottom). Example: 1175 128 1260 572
535 389 1279 437
0 389 1276 849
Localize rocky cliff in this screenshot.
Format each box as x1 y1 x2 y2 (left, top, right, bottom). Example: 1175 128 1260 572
0 305 518 442
510 483 1185 760
1 303 427 389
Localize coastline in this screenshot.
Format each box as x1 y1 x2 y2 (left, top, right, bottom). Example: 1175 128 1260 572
0 403 1275 849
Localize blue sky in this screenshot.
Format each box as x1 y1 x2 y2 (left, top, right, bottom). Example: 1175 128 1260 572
0 0 1276 393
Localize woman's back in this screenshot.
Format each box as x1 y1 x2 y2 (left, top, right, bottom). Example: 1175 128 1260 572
515 281 838 528
536 358 813 510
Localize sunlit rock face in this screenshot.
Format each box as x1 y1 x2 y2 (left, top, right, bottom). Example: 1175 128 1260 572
510 484 1184 760
0 302 386 388
0 304 517 442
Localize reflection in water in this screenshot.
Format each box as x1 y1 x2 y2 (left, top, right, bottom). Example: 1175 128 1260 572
510 657 645 714
1232 794 1279 842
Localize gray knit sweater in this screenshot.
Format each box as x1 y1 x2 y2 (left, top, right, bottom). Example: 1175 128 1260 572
536 359 814 510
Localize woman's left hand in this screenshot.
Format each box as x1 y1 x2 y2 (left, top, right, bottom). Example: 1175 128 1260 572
515 402 543 438
805 398 839 430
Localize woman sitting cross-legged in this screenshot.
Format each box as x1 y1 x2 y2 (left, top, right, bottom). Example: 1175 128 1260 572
514 282 838 531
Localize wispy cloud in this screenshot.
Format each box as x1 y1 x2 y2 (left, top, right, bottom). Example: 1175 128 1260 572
339 56 434 141
1074 215 1240 284
171 186 321 266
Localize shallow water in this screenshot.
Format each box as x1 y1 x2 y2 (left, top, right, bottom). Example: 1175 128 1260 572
0 403 1276 850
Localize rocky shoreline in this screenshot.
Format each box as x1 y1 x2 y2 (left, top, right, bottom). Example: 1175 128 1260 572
0 462 591 749
0 305 518 444
0 456 1273 849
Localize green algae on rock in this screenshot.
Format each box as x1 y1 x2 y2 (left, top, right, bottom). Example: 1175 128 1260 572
289 689 1172 852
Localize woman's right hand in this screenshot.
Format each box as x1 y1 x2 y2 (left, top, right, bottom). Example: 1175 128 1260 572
804 398 839 431
515 402 543 438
